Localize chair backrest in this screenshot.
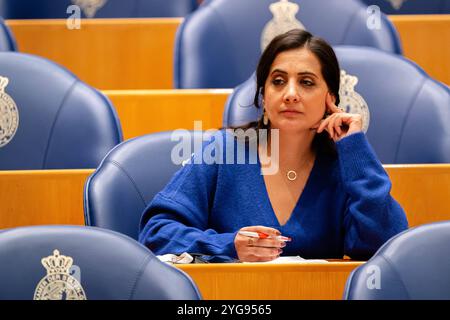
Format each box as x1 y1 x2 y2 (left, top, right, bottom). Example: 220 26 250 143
174 0 402 89
84 131 208 240
222 46 450 164
0 52 122 170
344 221 450 300
361 0 450 14
0 0 198 18
0 225 201 300
0 16 16 51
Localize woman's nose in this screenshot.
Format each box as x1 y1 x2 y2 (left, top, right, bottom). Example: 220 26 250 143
283 82 300 103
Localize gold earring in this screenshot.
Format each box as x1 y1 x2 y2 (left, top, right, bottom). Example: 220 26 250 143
263 109 269 126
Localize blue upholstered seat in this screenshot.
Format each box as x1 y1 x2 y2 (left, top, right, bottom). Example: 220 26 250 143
0 225 201 299
174 0 402 88
0 52 122 169
344 221 450 299
222 46 450 164
84 131 208 240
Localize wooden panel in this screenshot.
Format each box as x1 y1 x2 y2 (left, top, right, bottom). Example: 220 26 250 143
1 165 449 232
6 18 181 90
7 16 449 89
104 89 231 140
177 262 363 299
390 15 450 85
0 169 92 228
386 164 450 227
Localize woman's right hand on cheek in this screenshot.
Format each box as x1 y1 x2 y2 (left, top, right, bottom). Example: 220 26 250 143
234 226 285 262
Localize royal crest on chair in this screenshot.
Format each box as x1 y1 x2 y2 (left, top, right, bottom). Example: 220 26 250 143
386 0 407 10
261 0 306 52
338 70 370 133
34 250 87 300
0 76 19 148
71 0 108 18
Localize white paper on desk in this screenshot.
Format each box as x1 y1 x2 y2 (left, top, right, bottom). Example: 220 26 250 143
244 256 329 264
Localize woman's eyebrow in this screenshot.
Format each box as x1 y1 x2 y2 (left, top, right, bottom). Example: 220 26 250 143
270 69 318 78
298 71 318 78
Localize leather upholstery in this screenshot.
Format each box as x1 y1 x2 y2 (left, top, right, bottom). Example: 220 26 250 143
174 0 402 88
222 46 450 164
0 225 201 300
84 131 209 240
0 52 122 169
344 221 450 299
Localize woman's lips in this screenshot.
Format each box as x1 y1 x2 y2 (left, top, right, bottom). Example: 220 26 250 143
280 110 302 116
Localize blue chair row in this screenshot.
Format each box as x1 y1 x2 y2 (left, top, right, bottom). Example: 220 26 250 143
223 46 450 164
174 0 402 89
0 52 122 170
0 0 198 19
0 225 201 299
361 0 450 15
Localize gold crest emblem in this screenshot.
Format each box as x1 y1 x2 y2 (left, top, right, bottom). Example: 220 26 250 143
260 0 306 52
0 76 19 148
386 0 407 10
71 0 108 18
34 250 87 300
338 70 370 133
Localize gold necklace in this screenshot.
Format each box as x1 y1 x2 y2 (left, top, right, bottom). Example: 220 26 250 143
287 170 297 181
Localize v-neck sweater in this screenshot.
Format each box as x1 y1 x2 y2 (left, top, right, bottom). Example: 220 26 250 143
139 131 408 260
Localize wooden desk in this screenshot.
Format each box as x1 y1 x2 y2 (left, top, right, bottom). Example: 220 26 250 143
0 169 89 228
177 261 363 300
390 15 450 86
386 164 450 227
0 165 449 230
104 89 231 140
7 15 450 89
6 18 181 90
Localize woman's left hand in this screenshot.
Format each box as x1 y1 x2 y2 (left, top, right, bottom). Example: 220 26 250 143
316 93 363 142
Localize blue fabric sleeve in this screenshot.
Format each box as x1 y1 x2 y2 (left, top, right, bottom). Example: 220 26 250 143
336 132 409 260
138 133 238 259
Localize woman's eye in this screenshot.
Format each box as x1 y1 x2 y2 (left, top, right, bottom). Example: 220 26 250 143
301 79 315 86
272 78 284 86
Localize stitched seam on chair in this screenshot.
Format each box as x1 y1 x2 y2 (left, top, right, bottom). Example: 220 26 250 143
378 255 411 299
128 254 152 300
394 77 426 163
42 80 78 168
107 160 147 206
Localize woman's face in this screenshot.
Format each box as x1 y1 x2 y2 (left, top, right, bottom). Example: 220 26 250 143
263 47 333 133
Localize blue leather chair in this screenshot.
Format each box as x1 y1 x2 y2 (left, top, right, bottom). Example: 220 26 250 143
361 0 450 14
0 225 201 300
0 16 16 51
344 221 450 300
0 52 122 169
174 0 402 88
84 131 209 240
0 0 198 19
222 46 450 164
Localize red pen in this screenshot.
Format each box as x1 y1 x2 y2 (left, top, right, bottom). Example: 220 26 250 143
238 231 292 242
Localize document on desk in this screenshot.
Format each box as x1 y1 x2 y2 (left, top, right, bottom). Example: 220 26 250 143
244 256 329 264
